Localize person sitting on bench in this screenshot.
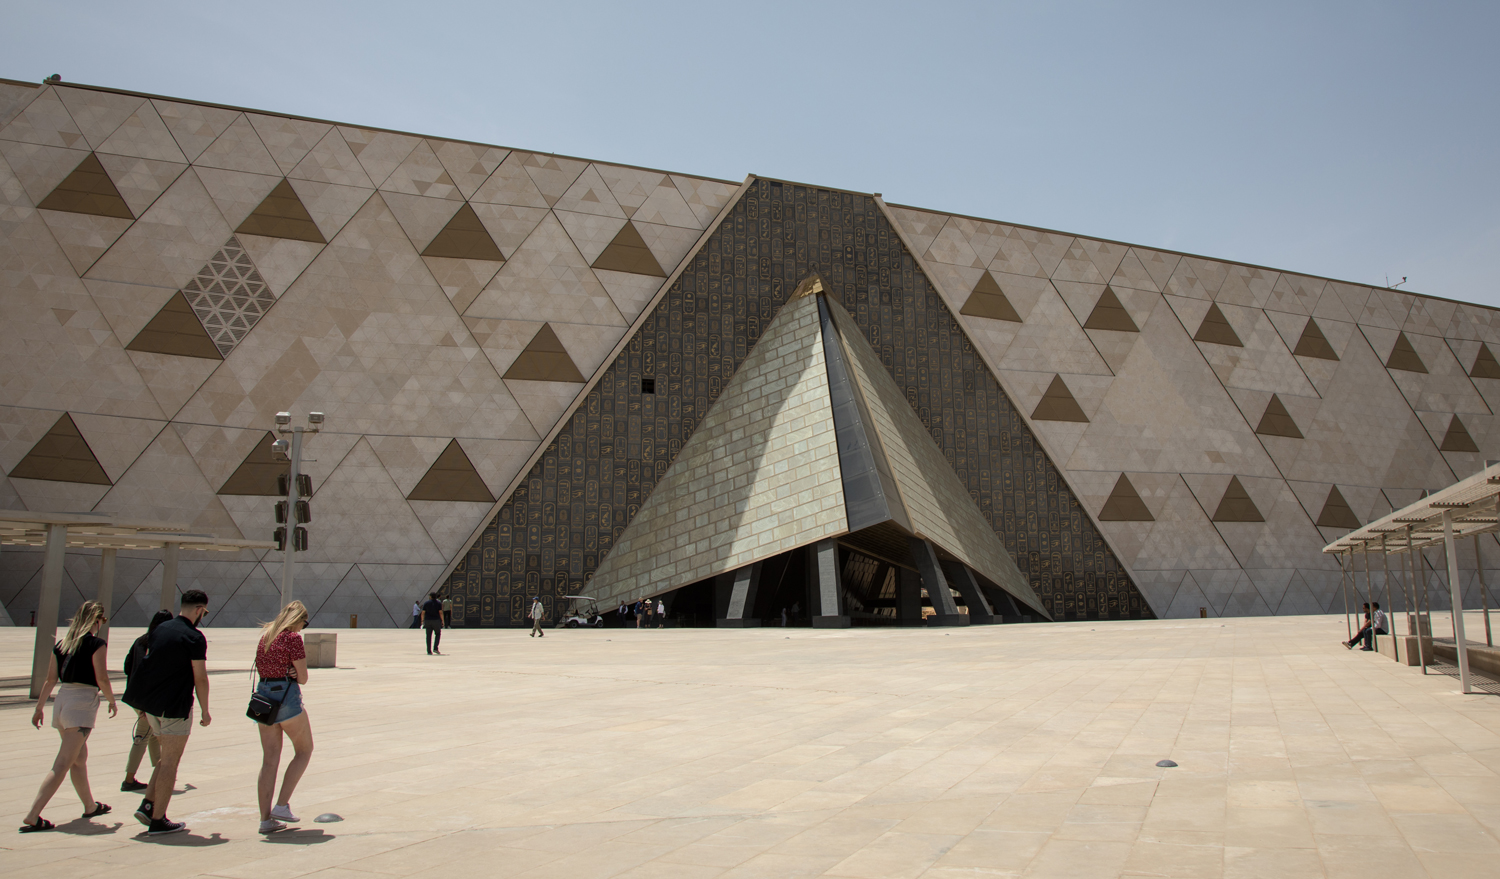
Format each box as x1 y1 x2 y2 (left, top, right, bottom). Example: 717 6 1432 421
1346 603 1387 651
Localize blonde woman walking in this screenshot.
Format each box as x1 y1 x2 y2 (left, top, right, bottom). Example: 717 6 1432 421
252 601 314 834
19 601 117 832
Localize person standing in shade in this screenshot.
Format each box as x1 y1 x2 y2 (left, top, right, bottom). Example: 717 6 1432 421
634 600 644 629
441 595 453 628
656 599 666 629
252 601 314 835
421 593 444 655
529 596 545 637
120 609 172 793
410 600 421 629
19 601 117 833
122 590 212 837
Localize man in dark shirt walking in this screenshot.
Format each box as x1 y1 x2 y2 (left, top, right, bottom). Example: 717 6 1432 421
121 590 212 836
421 593 444 655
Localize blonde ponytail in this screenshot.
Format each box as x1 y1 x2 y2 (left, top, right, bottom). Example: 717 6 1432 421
59 600 105 656
259 600 309 649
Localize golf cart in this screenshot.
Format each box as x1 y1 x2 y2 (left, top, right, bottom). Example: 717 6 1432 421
558 595 605 628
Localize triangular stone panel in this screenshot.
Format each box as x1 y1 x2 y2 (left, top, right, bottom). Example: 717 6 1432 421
590 220 666 277
1291 317 1338 360
36 153 134 219
125 290 222 360
217 431 286 496
501 323 586 382
1470 343 1500 379
1098 474 1153 522
1254 394 1303 439
1193 303 1243 347
407 439 495 502
8 413 112 485
1081 285 1138 332
1212 476 1265 523
960 271 1022 322
1385 331 1427 373
235 178 326 243
1315 485 1361 530
180 235 275 356
1031 375 1089 423
1439 414 1479 453
420 202 505 261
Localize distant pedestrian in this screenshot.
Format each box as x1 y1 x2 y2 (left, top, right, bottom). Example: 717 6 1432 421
19 601 117 833
529 597 545 637
780 607 788 627
421 593 444 654
1348 602 1388 652
618 602 627 623
656 599 666 628
441 595 453 628
121 590 213 837
635 600 644 629
252 601 314 835
410 601 421 629
120 609 173 793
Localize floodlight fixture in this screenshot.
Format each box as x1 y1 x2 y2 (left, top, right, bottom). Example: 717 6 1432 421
275 411 292 426
308 411 324 427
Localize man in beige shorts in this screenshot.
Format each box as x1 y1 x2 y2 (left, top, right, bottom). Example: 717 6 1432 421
121 590 212 836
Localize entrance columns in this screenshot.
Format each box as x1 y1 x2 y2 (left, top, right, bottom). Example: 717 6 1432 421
30 523 68 699
717 561 762 627
940 560 996 624
897 567 924 625
911 537 968 626
1441 511 1472 693
811 539 850 628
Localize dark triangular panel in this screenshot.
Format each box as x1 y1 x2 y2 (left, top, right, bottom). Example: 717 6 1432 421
36 153 134 219
1315 485 1361 530
503 324 585 382
590 221 665 276
1292 317 1338 360
1471 343 1500 379
1254 394 1302 439
1031 375 1089 423
446 180 1154 625
8 413 112 485
218 431 287 496
125 290 223 360
1082 286 1138 332
1385 332 1427 373
959 272 1021 322
1439 415 1480 453
420 203 505 261
1212 476 1264 523
408 440 495 502
1193 303 1243 347
1098 474 1153 522
235 179 326 243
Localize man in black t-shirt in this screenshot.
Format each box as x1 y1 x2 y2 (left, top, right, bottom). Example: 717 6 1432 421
421 593 444 655
122 590 212 836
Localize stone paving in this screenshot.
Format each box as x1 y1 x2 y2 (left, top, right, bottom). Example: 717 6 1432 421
1 615 1498 878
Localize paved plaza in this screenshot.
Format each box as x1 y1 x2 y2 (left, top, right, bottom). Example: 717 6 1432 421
2 616 1499 878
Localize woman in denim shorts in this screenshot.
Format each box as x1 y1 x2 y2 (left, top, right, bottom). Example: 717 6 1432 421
252 601 314 834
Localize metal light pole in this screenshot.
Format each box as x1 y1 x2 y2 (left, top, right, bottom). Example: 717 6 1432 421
274 411 322 606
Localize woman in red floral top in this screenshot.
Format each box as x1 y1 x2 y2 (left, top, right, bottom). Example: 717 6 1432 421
251 601 313 835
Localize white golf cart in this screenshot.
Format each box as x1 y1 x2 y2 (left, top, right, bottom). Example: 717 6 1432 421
557 595 605 628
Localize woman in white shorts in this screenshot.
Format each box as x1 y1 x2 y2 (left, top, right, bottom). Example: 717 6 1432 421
19 601 118 832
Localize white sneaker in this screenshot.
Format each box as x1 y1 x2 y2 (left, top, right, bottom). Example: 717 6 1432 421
259 818 286 834
269 804 300 823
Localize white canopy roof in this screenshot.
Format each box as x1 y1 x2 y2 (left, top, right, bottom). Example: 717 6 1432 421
1322 463 1500 555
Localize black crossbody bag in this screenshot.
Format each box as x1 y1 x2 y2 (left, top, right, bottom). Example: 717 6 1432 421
246 669 290 725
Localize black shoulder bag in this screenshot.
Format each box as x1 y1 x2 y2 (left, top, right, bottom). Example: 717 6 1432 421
246 653 290 725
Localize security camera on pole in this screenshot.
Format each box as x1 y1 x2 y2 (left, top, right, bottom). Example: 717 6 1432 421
272 411 322 605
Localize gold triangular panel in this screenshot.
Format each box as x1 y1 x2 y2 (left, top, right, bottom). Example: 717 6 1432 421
8 413 112 485
1385 332 1427 373
1315 485 1360 530
1212 476 1264 523
1254 394 1302 439
502 323 586 382
1031 374 1089 423
36 152 134 219
419 202 505 261
959 271 1022 322
1193 303 1243 347
217 431 287 496
1098 474 1153 522
1292 317 1338 360
1081 285 1138 332
590 220 666 277
1439 415 1479 453
406 439 495 502
1470 343 1500 379
234 178 326 243
125 290 223 360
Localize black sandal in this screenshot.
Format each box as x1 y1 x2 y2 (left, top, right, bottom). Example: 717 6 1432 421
83 803 111 819
18 818 54 833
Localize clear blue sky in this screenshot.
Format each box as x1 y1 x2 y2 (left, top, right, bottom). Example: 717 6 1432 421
7 1 1498 306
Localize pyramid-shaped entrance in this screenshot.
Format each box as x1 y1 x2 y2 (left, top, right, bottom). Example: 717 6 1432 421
585 286 1049 627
